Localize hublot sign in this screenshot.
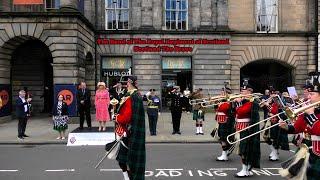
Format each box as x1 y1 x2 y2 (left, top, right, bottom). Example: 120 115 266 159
102 69 131 77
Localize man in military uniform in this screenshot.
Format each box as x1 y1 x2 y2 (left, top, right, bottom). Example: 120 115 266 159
215 87 235 161
279 82 320 180
191 88 205 135
169 86 183 135
262 88 289 161
234 83 260 177
145 89 161 136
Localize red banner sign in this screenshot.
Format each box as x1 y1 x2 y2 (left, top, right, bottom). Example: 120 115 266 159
13 0 43 5
96 38 230 53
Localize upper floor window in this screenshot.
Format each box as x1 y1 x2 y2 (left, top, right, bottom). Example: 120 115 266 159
165 0 188 30
256 0 278 33
105 0 129 30
45 0 60 9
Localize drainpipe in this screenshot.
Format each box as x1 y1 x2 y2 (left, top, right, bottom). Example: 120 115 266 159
94 0 98 86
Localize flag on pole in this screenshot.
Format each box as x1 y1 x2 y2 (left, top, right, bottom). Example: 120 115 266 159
13 0 44 5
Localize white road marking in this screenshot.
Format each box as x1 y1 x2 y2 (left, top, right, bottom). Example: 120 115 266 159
263 168 281 170
0 170 19 172
45 169 75 172
210 168 237 171
100 169 122 172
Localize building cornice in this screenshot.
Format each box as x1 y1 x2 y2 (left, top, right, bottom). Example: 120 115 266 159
0 11 96 32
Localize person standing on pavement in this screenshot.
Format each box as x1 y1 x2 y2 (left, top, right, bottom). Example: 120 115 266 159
52 94 69 140
145 89 161 136
16 90 32 140
190 88 205 135
95 82 110 131
169 86 183 135
115 75 146 180
183 87 191 113
77 82 92 130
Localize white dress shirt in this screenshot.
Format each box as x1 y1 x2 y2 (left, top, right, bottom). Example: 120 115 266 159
20 97 28 112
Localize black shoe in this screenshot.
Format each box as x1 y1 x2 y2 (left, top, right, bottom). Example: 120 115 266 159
22 134 29 137
172 132 176 135
176 131 181 135
199 133 204 135
196 133 199 135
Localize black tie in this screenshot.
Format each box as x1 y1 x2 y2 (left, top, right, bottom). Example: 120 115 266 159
82 89 85 95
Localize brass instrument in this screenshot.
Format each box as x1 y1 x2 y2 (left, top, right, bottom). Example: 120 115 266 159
258 96 273 106
200 95 227 108
189 98 209 105
226 99 314 145
227 93 263 101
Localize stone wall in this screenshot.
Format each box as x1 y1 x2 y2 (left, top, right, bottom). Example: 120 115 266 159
0 14 95 113
229 0 316 32
96 0 229 30
97 34 230 95
230 35 316 93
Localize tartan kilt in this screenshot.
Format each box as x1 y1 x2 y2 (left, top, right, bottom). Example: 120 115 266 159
269 123 289 150
192 110 204 120
116 137 129 164
239 129 261 168
218 120 234 141
307 152 320 180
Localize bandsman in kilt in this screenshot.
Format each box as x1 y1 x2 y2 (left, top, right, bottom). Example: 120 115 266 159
215 87 235 161
279 83 320 180
191 88 205 135
233 83 260 177
262 88 289 161
115 76 146 180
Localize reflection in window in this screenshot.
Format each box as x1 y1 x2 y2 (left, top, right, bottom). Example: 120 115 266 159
256 0 277 33
105 0 129 30
165 0 188 30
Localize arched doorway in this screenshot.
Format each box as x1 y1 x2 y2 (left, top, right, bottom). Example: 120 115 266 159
11 39 53 114
240 60 293 93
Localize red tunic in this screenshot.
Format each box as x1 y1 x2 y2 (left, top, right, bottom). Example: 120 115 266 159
215 102 230 124
269 102 280 124
235 101 252 131
115 97 132 136
291 113 320 156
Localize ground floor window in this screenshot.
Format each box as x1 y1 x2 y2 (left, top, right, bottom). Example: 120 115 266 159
161 57 192 111
101 56 132 93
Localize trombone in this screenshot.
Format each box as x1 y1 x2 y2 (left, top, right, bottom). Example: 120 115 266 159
227 93 263 101
189 98 209 105
226 99 316 145
200 95 227 108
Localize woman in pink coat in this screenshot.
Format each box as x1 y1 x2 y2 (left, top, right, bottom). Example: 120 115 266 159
95 82 110 131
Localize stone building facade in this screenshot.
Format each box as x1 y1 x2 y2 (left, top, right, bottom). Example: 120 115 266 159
0 0 318 116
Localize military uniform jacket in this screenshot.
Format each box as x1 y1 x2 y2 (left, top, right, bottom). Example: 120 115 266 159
147 95 160 114
288 110 320 156
169 92 182 111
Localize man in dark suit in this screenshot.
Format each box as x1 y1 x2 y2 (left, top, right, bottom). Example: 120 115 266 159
16 90 32 140
77 82 91 130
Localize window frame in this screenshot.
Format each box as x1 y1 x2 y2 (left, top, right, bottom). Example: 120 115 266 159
164 0 188 31
105 0 130 30
256 0 278 33
45 0 60 10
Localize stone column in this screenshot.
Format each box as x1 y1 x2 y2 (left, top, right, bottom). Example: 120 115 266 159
60 0 78 11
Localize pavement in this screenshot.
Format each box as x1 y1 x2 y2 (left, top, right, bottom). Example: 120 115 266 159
0 112 219 144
